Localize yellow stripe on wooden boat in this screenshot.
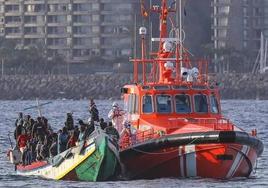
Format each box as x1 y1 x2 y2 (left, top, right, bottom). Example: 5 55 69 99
55 144 96 180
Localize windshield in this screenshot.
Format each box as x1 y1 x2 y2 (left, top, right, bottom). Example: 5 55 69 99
156 95 172 113
210 95 219 114
194 94 208 113
142 95 153 113
175 95 191 113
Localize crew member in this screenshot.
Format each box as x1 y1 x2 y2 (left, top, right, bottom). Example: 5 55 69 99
108 102 125 134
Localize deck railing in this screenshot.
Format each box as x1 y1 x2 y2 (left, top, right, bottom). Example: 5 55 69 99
119 118 234 150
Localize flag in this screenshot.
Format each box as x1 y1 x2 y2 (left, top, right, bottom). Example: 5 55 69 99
140 0 148 17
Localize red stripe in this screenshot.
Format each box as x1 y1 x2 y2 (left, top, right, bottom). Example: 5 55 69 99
17 161 48 171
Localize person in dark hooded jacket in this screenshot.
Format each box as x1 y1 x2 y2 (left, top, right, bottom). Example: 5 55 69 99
89 99 99 122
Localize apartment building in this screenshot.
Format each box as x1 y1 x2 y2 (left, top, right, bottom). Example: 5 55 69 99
211 0 268 53
0 0 138 63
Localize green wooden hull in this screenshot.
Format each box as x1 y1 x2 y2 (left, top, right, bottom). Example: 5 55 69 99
15 131 119 182
75 136 118 181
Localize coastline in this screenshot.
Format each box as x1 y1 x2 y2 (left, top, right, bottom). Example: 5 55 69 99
0 73 267 100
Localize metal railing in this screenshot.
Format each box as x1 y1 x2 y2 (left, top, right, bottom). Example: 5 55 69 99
119 118 234 150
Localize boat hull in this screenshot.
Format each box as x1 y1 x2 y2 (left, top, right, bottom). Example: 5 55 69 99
15 133 119 181
120 131 263 179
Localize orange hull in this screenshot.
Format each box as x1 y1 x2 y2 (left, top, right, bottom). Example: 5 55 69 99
121 143 258 179
120 131 262 179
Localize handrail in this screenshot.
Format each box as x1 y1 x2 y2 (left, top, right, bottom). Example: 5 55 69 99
119 117 234 150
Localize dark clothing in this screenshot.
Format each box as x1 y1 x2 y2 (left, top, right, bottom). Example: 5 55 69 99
84 124 95 139
40 144 49 159
15 118 23 127
100 122 108 130
49 142 58 157
14 124 24 140
29 138 38 161
32 122 46 139
24 121 32 135
65 116 74 130
74 129 80 139
45 134 53 148
89 105 99 122
59 133 69 152
22 148 32 165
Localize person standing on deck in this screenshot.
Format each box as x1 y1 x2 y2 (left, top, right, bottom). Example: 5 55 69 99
31 117 46 139
65 113 74 131
15 112 23 127
108 102 125 134
14 113 24 140
89 99 99 123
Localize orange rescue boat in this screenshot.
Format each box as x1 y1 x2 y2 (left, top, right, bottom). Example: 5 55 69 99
118 0 263 180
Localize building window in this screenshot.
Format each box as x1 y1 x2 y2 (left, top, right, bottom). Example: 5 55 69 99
25 27 37 34
243 19 249 27
243 30 249 39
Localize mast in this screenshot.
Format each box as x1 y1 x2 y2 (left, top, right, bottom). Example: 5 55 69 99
132 0 205 85
157 0 173 83
179 0 183 70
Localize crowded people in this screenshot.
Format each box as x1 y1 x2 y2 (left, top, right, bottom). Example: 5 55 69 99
12 100 116 166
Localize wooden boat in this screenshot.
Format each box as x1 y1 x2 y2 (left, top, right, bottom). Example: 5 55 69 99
118 0 264 179
8 127 120 181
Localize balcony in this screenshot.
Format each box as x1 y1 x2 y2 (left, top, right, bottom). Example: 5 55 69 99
47 33 69 38
24 22 45 27
47 22 68 27
211 1 231 7
5 22 22 27
24 34 45 38
47 45 69 50
5 33 23 39
24 1 45 5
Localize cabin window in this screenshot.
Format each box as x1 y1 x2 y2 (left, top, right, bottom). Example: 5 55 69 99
210 95 219 114
175 95 191 113
127 94 139 114
156 95 172 113
194 94 208 113
142 95 153 113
